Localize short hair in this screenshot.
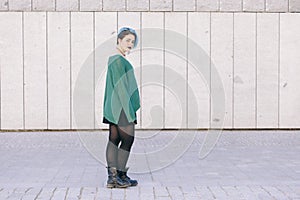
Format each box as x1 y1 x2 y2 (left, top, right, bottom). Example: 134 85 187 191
117 27 138 48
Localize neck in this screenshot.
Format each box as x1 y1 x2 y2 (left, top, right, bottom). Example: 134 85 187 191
116 46 126 56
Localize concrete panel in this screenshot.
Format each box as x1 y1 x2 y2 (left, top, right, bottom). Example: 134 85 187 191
23 12 47 129
9 0 31 11
220 0 242 11
289 0 300 12
141 12 164 129
0 12 23 129
174 0 195 11
280 13 300 128
165 12 187 128
118 12 141 128
80 0 102 11
48 12 71 129
0 0 8 10
243 0 264 11
150 0 172 11
71 12 94 129
56 0 78 11
233 13 256 128
196 0 219 11
95 12 117 129
187 13 210 129
32 0 55 11
127 0 149 11
266 0 288 12
257 13 279 128
211 13 234 129
103 0 125 11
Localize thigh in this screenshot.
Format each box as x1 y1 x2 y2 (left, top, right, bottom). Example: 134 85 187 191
118 124 135 138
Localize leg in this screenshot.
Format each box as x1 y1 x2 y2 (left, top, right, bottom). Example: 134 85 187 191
117 124 135 171
117 124 138 186
106 124 121 168
106 124 130 188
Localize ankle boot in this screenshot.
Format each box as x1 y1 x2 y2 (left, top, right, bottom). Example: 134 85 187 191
106 167 130 188
117 167 138 187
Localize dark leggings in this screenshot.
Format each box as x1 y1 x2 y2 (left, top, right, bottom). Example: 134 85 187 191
106 123 135 171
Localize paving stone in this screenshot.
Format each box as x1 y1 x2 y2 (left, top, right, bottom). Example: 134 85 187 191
150 0 172 11
290 0 300 12
235 186 258 199
9 0 31 11
196 0 219 11
0 0 8 10
103 0 125 11
174 0 195 11
56 0 78 11
80 0 102 11
166 186 184 199
220 0 242 11
32 0 55 11
17 187 41 200
208 186 229 199
154 187 169 197
0 131 299 199
65 187 81 200
195 186 215 199
262 186 290 199
35 187 56 200
243 0 265 11
266 0 288 12
95 187 111 199
0 188 14 199
50 187 68 200
127 0 149 11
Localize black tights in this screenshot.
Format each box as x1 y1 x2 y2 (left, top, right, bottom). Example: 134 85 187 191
106 124 135 171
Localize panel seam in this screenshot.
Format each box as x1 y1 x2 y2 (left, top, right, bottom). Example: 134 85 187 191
46 12 49 129
209 12 212 129
140 11 143 127
278 13 280 128
93 11 95 129
163 12 165 129
22 12 25 130
255 13 258 128
69 12 72 129
186 12 189 129
232 13 235 128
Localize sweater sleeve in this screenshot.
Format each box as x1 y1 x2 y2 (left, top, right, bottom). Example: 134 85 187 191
110 56 135 122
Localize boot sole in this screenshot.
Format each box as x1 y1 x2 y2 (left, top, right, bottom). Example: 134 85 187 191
106 183 129 188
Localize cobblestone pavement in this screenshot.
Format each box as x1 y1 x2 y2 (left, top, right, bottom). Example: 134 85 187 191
0 130 299 199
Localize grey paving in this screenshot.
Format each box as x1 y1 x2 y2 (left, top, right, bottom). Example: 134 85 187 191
0 130 299 199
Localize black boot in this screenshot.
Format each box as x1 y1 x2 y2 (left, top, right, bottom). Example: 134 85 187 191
106 167 130 188
118 167 138 187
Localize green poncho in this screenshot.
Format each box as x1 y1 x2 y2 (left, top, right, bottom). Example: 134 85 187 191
103 54 140 124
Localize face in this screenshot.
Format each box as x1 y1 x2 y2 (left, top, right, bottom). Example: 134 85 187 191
118 34 135 53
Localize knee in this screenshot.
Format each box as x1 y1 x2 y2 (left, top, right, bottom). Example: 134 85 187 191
109 135 120 146
122 135 134 150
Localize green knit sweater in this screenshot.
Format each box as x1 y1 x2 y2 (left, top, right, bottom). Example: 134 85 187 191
103 54 140 124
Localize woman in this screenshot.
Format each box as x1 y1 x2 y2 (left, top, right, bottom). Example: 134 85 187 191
102 27 140 188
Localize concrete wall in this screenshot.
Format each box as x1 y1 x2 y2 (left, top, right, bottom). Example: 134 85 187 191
1 0 300 12
0 1 299 130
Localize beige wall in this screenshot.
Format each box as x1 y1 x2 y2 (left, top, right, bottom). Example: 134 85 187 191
1 0 300 12
0 1 300 130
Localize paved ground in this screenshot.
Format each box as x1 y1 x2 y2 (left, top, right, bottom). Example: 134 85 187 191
0 130 299 199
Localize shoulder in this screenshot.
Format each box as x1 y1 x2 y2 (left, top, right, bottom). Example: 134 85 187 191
109 54 126 64
108 54 133 69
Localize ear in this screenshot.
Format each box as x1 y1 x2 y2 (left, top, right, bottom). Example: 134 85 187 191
117 38 122 44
